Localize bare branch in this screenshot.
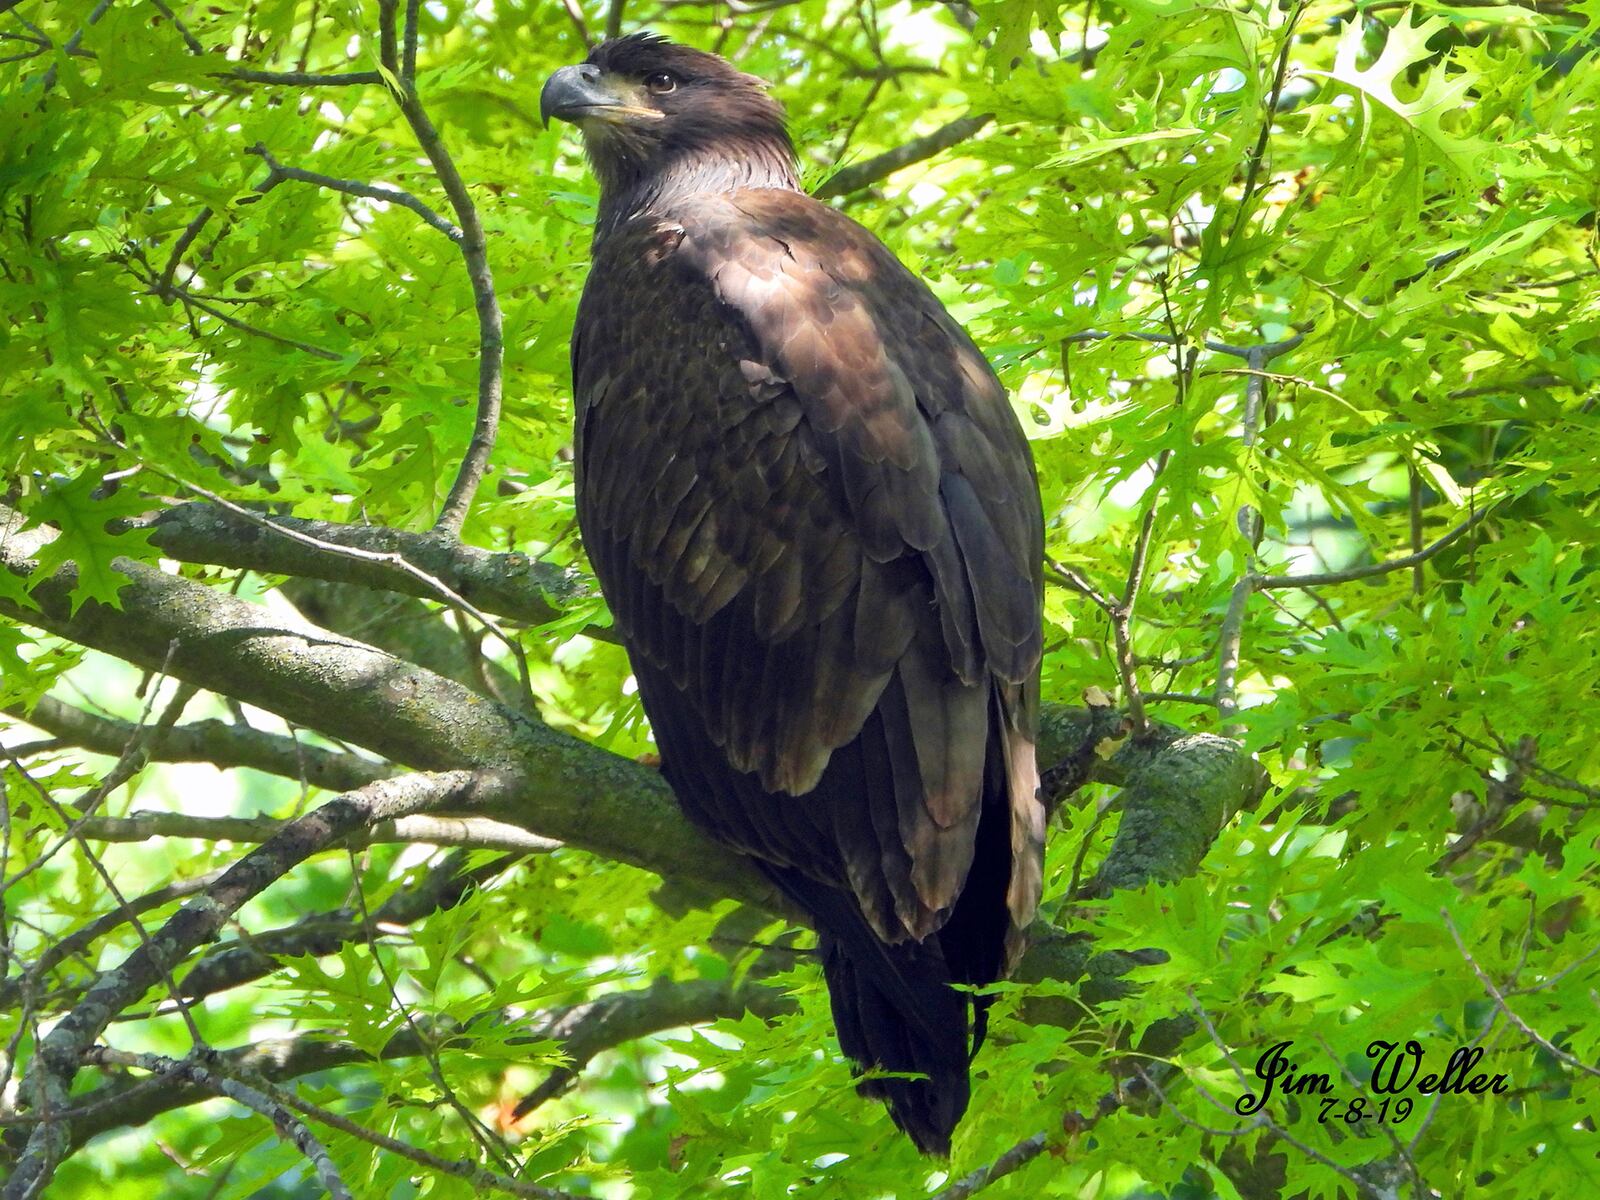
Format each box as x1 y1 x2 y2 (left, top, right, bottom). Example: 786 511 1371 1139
1064 328 1305 361
1443 910 1600 1080
80 1048 352 1200
73 811 558 854
165 284 345 360
929 1132 1048 1199
155 207 213 299
224 67 384 86
373 1 503 534
1221 1 1307 247
815 113 993 199
2 672 195 894
247 143 463 241
146 0 203 55
511 975 794 1116
1253 501 1496 590
402 0 420 80
6 695 390 792
560 0 596 49
273 1080 587 1200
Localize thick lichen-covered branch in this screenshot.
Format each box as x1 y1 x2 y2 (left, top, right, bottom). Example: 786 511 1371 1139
131 502 595 632
1 503 775 909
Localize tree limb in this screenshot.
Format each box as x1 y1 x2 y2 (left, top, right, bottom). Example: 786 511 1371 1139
53 975 790 1149
79 1048 353 1200
0 768 496 1200
814 114 993 199
1253 500 1496 590
6 695 390 792
247 143 463 242
2 501 776 909
130 502 600 636
72 810 557 853
374 0 503 534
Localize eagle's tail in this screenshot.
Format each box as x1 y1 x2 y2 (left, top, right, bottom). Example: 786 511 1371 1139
768 868 971 1156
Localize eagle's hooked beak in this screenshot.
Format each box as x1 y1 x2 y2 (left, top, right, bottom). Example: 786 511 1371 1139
541 64 665 128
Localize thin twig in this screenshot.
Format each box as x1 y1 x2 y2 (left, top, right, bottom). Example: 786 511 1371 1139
928 1132 1049 1199
155 207 214 299
9 694 390 792
0 770 498 1200
247 143 462 241
165 284 345 360
225 67 384 86
81 1048 353 1200
1442 910 1600 1079
815 113 993 199
560 0 596 48
1 667 195 893
147 0 204 54
1222 1 1307 247
1044 558 1145 728
1215 340 1280 723
402 0 420 80
1254 501 1496 589
269 1077 588 1199
4 757 210 1051
346 849 523 1174
374 0 503 534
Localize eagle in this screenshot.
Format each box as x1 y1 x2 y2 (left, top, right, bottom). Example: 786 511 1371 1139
541 34 1045 1154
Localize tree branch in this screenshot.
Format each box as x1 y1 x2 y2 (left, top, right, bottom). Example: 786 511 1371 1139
510 973 794 1117
930 1132 1048 1199
1253 501 1496 590
247 143 463 241
225 67 384 86
1 501 773 910
79 1048 353 1200
54 975 789 1149
1 768 496 1200
162 848 519 1011
374 0 503 534
6 695 390 792
814 113 993 199
130 501 600 636
73 810 558 854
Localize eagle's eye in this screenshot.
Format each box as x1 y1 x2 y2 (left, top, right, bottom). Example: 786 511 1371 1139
644 71 679 95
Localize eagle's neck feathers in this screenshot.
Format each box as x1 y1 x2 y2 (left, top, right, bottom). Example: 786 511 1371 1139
592 135 800 241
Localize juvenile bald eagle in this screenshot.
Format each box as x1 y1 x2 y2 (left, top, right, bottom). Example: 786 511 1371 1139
542 34 1044 1154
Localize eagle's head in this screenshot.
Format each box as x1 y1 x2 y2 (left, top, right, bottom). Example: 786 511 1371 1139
541 34 798 227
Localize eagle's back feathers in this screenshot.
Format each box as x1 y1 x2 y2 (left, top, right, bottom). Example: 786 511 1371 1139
567 53 1044 1152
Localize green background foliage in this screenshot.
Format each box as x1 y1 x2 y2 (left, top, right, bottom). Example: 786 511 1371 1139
2 0 1598 1197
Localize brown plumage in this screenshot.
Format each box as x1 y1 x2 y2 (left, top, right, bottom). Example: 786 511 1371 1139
543 34 1045 1154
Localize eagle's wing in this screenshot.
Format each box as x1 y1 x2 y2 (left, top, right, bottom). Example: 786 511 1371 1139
572 189 1043 944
